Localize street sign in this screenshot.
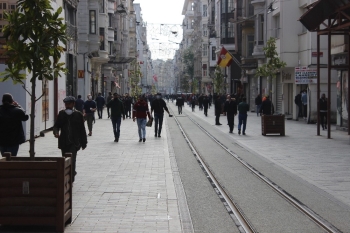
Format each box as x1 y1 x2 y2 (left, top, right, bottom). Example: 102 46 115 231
295 66 317 84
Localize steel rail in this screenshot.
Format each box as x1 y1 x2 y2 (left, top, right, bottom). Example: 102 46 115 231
184 113 342 233
171 111 256 233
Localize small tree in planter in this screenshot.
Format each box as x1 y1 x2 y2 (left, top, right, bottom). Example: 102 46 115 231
255 37 286 96
214 66 225 94
0 0 67 159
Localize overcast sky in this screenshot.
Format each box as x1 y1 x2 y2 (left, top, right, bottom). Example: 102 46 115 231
133 0 184 60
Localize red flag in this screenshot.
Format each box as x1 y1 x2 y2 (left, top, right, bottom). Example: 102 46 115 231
217 47 233 67
153 75 158 82
114 82 120 88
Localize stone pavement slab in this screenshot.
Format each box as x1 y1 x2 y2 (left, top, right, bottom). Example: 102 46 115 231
178 103 350 207
15 112 183 233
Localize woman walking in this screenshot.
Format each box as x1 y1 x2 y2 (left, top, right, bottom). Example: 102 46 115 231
133 96 152 142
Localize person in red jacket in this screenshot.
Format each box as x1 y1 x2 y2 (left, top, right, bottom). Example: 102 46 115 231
133 95 152 142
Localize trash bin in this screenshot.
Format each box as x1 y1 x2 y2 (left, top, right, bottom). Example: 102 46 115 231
261 114 285 136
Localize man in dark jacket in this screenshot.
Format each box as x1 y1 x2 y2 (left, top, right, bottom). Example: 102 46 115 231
151 93 170 137
224 96 237 133
123 93 132 118
53 96 87 182
214 96 222 125
107 93 125 142
294 92 302 120
203 95 209 116
255 94 262 116
95 93 105 119
319 93 328 130
0 93 29 156
106 92 113 118
260 96 274 115
175 94 184 114
237 97 250 135
83 94 96 136
75 95 84 113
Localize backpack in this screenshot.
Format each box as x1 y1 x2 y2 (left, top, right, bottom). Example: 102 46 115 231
294 94 301 105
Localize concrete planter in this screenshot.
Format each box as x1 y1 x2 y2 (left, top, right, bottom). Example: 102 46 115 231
0 153 72 232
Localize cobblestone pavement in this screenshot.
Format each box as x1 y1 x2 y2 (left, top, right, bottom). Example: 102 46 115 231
179 103 350 207
16 112 183 233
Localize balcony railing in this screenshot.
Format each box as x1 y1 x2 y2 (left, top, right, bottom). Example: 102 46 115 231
66 23 77 41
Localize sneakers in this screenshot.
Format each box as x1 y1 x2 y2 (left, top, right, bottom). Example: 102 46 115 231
143 138 146 142
243 132 246 135
238 129 241 135
229 131 233 134
114 138 119 142
88 132 92 136
158 134 161 138
139 139 142 142
215 123 222 125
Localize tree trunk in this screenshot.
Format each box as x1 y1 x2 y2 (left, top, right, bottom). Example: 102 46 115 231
29 80 36 159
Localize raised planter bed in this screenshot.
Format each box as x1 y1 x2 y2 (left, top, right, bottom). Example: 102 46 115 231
0 153 72 232
261 114 285 136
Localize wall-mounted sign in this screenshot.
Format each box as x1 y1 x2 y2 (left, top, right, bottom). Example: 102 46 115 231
78 70 84 78
295 67 318 84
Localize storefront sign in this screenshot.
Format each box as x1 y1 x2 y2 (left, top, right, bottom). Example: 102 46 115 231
295 66 317 84
312 52 323 57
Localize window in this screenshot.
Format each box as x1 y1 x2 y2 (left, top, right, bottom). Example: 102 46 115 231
273 15 280 38
258 14 264 45
99 0 104 13
108 41 113 55
203 24 208 37
108 13 112 27
211 6 215 24
203 67 208 77
227 23 234 38
89 10 96 34
247 35 254 56
228 0 234 13
0 3 6 10
212 46 216 60
202 44 208 56
99 28 105 50
203 4 207 17
10 4 15 10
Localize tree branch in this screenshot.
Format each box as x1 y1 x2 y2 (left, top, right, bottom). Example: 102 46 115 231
19 80 32 96
35 91 45 102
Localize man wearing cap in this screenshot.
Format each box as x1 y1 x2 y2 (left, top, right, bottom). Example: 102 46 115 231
106 93 125 142
151 93 170 137
0 93 29 156
53 96 87 182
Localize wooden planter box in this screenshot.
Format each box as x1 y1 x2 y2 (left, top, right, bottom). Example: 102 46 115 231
0 153 72 232
261 115 285 136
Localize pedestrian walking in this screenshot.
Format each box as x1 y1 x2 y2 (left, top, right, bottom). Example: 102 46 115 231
83 94 97 136
107 93 125 142
0 93 29 156
190 94 196 112
237 97 249 135
95 93 105 119
151 93 171 137
176 94 184 114
133 96 152 142
198 94 204 111
294 91 303 120
255 94 262 116
319 93 328 130
301 90 308 120
224 96 237 133
106 92 113 118
224 94 231 125
53 96 87 182
203 94 209 117
260 95 274 115
75 95 84 113
214 96 222 125
123 93 132 118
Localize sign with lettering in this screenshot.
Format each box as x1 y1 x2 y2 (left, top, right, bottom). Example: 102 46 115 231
295 67 318 84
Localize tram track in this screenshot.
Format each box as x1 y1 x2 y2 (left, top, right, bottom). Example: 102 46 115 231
169 106 342 233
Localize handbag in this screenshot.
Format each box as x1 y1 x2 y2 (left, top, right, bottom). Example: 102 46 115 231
146 117 153 127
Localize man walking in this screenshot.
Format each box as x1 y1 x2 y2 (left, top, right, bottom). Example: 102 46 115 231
95 93 105 119
0 93 29 156
107 93 125 142
176 94 184 114
151 93 171 137
301 90 308 120
75 95 84 113
83 94 96 136
53 96 87 182
133 95 152 142
319 93 328 130
224 96 237 133
203 94 209 117
214 95 222 125
237 97 249 135
106 92 113 118
294 91 303 120
255 94 262 117
123 93 132 118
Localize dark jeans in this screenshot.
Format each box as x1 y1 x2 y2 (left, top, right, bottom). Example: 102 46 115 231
154 113 164 135
227 114 235 132
178 106 182 114
85 114 94 132
0 144 19 156
297 104 303 117
320 112 327 129
111 117 122 139
107 107 110 117
256 105 261 116
97 107 103 119
204 106 208 116
215 114 220 124
238 113 247 133
60 144 77 182
303 104 307 118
